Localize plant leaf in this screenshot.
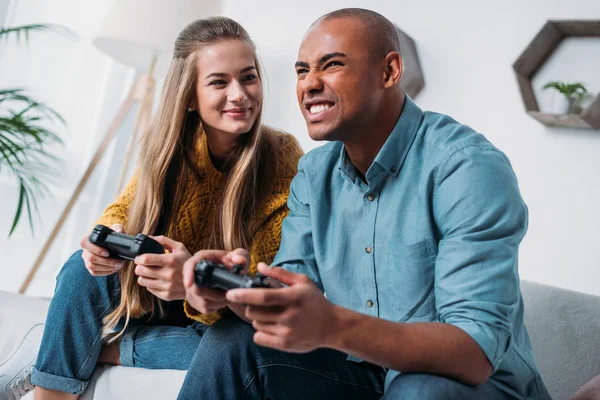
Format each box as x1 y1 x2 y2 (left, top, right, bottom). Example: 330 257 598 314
0 24 77 44
9 183 26 236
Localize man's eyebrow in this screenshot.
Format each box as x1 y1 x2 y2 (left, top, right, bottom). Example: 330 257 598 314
294 52 346 70
318 52 346 65
295 61 309 69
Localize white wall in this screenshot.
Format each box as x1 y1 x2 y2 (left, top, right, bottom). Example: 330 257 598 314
224 0 600 297
1 0 599 297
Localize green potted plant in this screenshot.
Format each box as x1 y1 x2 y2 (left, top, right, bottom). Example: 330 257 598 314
0 24 68 236
542 81 588 115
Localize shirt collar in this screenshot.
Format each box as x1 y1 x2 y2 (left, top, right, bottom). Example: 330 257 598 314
372 95 423 177
337 95 424 182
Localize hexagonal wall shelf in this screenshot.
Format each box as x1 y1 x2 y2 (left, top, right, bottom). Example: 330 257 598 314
396 26 425 99
513 20 600 129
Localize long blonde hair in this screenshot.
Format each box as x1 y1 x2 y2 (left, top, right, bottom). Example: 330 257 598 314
103 17 276 339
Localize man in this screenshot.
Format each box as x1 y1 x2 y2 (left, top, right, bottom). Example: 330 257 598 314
178 8 551 400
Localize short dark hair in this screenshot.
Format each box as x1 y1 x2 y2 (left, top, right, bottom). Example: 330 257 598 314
315 8 402 58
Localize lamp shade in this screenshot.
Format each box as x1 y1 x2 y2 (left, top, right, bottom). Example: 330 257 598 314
93 0 221 69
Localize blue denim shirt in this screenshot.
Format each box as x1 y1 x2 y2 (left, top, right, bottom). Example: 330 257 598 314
273 97 550 399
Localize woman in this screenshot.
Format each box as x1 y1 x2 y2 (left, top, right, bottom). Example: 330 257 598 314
19 16 302 400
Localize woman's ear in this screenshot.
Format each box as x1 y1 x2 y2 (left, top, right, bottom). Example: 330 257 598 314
383 52 403 89
187 98 197 112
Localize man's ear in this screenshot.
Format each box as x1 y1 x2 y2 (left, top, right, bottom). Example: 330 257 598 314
383 52 403 89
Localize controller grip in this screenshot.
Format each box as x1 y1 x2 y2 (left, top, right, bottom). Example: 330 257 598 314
88 224 164 260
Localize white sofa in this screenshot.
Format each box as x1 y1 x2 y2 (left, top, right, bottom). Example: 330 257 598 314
0 292 185 400
2 280 600 399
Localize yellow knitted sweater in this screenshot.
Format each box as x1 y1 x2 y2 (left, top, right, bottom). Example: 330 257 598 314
95 129 303 324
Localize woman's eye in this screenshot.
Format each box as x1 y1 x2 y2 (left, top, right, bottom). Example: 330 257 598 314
242 74 257 82
209 80 226 86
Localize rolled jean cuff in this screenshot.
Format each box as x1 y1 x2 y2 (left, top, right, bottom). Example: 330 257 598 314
119 329 136 367
31 367 88 395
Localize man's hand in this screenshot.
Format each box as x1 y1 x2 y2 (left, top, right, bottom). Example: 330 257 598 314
134 236 191 301
226 263 339 353
182 248 250 315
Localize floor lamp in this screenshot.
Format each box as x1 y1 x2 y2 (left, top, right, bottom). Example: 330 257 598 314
19 0 221 294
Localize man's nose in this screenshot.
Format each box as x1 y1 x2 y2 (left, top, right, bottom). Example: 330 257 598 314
300 70 324 95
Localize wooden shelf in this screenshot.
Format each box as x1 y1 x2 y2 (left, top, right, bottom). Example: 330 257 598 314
528 111 598 129
513 20 600 130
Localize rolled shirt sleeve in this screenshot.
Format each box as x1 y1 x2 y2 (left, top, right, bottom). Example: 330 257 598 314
433 146 527 371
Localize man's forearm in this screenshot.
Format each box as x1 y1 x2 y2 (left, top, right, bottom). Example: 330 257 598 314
325 305 493 386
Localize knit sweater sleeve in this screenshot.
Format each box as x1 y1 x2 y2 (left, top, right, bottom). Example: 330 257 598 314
94 172 138 230
184 133 304 324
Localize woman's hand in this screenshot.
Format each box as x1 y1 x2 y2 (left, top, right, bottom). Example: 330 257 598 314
133 236 191 301
80 223 124 276
182 248 250 316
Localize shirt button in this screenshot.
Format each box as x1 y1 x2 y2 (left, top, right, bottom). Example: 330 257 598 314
367 194 375 202
391 166 397 172
367 300 374 307
365 246 372 253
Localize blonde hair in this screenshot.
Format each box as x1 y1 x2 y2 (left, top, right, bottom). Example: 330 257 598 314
103 16 276 339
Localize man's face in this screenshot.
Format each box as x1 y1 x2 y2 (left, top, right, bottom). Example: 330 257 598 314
295 18 381 142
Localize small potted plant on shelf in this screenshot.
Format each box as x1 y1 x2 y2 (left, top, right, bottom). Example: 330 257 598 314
542 81 588 115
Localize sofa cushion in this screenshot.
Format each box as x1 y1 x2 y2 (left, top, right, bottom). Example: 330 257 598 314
521 281 600 400
0 291 50 400
80 365 184 400
0 291 50 369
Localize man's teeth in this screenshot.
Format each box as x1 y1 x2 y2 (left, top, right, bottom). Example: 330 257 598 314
309 104 331 114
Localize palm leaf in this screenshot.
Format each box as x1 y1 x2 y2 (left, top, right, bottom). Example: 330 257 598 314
0 89 65 124
1 89 65 236
1 24 73 236
0 24 75 44
9 183 26 235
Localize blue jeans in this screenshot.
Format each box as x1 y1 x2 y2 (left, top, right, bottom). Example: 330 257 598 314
177 317 514 400
31 250 208 395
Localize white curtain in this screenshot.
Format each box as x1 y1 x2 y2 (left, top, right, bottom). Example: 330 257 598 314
0 0 140 296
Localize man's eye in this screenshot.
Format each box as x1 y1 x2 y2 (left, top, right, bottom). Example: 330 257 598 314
325 61 343 69
296 68 308 75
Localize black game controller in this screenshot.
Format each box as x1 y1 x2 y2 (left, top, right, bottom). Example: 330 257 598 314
89 224 164 261
194 260 285 291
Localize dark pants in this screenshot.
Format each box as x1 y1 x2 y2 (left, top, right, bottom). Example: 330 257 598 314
177 316 512 400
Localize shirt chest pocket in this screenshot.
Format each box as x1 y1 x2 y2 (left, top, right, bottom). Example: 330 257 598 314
383 238 437 322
